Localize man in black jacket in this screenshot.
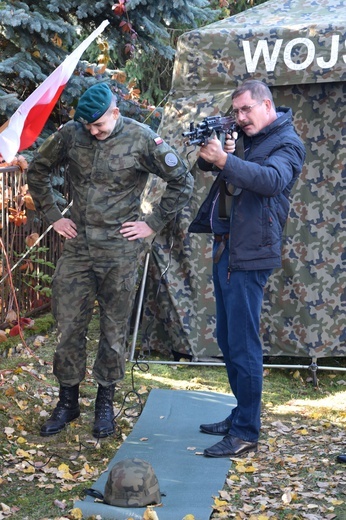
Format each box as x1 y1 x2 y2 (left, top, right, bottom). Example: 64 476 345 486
189 79 306 457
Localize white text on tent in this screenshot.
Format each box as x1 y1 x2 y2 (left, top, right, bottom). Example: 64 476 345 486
242 35 341 73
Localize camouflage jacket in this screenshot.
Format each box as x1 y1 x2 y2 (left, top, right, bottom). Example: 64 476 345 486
189 108 306 270
27 116 194 256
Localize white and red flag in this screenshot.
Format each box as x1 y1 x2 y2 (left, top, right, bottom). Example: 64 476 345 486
0 20 109 163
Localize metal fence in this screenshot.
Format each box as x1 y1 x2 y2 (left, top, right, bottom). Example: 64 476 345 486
0 165 65 323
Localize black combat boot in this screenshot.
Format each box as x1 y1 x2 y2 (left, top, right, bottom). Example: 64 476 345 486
93 384 116 438
40 384 80 437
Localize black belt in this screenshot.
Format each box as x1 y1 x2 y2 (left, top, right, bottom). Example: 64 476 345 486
214 234 229 243
213 234 229 263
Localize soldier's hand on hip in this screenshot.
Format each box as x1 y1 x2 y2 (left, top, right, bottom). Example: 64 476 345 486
53 218 78 239
120 221 154 240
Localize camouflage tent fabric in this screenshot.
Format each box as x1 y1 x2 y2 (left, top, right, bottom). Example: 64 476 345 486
139 0 346 360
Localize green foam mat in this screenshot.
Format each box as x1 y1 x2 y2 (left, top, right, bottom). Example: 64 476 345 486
75 388 236 520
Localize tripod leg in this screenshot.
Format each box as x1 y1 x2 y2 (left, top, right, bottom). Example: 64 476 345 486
129 251 150 361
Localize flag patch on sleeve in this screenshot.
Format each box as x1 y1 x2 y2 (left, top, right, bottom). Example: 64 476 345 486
154 136 163 145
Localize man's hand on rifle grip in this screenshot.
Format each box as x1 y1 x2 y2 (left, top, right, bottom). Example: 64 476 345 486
223 132 237 154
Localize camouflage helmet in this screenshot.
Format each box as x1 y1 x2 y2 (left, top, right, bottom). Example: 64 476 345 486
104 458 161 507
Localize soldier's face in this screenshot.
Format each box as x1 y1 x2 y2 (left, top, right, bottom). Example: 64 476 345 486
85 107 120 140
232 91 273 136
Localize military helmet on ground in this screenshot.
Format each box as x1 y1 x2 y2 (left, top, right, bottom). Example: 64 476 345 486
104 458 161 507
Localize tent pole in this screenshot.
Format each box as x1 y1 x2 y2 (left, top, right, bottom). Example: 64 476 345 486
129 250 150 362
129 358 346 374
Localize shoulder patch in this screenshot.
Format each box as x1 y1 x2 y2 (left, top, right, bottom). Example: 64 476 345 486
164 152 178 167
154 136 163 145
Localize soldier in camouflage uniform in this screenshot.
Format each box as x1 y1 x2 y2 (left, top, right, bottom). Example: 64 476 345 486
189 80 305 457
27 83 194 438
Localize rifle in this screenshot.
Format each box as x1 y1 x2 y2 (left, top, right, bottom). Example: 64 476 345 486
182 115 237 146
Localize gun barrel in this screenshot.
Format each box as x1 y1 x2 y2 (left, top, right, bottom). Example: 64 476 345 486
182 130 195 138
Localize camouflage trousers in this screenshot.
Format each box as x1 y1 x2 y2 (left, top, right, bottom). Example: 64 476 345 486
51 248 138 387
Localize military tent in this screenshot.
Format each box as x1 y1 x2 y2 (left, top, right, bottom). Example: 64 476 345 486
138 0 345 363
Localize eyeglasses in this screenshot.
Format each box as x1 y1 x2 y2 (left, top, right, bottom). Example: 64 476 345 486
231 101 263 118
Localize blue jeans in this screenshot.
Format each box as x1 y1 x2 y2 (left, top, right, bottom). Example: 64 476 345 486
213 241 272 442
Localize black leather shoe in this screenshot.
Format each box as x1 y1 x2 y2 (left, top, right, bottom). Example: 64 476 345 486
200 418 232 436
336 454 346 463
204 434 258 458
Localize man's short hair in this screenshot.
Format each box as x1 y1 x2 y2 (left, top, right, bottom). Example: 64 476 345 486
232 80 274 106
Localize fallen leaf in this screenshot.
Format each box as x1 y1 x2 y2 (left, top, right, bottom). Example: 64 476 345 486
68 508 83 519
1 503 10 513
57 463 74 480
143 507 159 520
25 232 39 246
22 464 35 474
5 310 17 324
214 498 228 507
16 448 32 459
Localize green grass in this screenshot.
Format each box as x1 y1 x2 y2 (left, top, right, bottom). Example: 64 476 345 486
0 313 345 519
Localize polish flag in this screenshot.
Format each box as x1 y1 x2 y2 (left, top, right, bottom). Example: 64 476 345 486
0 20 109 163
